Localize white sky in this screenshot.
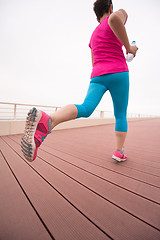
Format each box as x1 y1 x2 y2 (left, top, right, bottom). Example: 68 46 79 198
0 0 160 116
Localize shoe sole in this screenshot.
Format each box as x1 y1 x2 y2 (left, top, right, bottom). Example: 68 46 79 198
112 155 127 162
21 107 42 162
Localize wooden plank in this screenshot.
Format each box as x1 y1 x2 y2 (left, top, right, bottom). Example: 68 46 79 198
10 130 160 183
41 119 160 167
0 149 52 240
40 146 160 202
11 133 160 176
9 134 160 204
0 137 110 240
37 148 160 230
41 143 160 186
46 141 160 174
3 136 160 240
12 118 160 166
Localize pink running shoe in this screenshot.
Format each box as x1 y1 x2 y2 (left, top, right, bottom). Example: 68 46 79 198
112 148 127 162
21 107 52 162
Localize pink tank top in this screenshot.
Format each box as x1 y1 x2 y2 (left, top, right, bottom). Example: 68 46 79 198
89 16 129 78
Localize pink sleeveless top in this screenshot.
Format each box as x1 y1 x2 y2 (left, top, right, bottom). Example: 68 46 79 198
89 16 129 78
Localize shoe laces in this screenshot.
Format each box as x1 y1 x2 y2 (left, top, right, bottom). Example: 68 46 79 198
41 131 51 142
121 146 125 154
116 147 125 156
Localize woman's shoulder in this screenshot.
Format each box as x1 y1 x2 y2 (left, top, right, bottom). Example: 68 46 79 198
108 9 128 25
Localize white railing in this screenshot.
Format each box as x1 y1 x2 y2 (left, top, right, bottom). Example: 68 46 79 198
0 102 61 121
0 102 156 120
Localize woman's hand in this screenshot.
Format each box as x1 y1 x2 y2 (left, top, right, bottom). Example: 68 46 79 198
126 45 138 57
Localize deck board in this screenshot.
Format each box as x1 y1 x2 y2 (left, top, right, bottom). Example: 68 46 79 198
6 134 160 229
7 134 160 204
0 151 52 240
0 118 160 240
0 138 109 240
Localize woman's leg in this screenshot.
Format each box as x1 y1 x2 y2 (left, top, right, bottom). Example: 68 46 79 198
115 131 127 151
50 81 107 130
108 72 129 151
50 104 78 129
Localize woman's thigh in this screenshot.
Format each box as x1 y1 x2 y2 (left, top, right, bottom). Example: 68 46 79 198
108 72 129 118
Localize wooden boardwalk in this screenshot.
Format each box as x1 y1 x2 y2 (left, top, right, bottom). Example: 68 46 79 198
0 118 160 240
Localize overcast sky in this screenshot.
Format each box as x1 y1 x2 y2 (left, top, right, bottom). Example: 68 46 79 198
0 0 160 116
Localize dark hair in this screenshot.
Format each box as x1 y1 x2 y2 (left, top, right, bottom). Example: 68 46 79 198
93 0 112 21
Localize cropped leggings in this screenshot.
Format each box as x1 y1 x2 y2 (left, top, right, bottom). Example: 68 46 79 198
75 71 129 132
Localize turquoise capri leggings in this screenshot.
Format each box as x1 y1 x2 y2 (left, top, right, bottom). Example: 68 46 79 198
74 71 129 132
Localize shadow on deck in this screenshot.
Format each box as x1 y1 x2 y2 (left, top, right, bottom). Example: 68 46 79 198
0 118 160 240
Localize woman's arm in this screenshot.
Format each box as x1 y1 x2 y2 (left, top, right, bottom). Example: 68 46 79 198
108 9 138 56
108 9 130 52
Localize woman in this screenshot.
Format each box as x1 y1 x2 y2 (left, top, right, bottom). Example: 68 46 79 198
21 0 138 162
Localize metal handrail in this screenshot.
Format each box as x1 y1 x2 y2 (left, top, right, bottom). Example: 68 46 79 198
0 102 60 120
0 102 156 120
0 102 60 108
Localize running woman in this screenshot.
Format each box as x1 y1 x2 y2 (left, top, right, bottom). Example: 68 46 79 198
21 0 138 162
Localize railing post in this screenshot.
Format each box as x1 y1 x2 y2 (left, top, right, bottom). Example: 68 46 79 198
100 111 104 119
14 104 17 120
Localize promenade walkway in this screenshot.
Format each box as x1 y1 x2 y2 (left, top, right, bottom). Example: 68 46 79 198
0 118 160 240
